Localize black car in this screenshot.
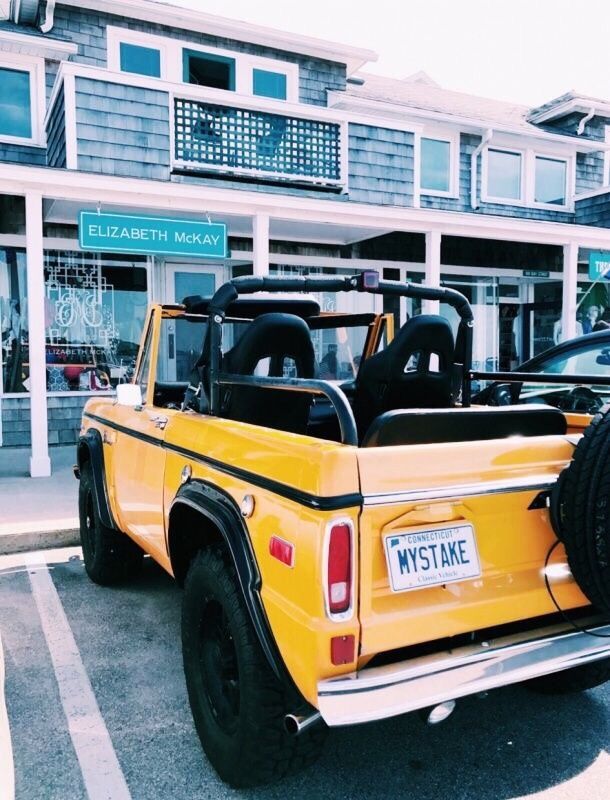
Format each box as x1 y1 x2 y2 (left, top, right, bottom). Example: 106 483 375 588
476 330 610 414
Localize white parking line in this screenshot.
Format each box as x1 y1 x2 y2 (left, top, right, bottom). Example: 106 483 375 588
24 551 132 800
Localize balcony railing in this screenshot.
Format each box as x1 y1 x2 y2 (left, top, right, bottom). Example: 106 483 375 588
173 97 344 187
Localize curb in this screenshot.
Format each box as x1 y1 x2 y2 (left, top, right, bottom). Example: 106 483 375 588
0 528 80 556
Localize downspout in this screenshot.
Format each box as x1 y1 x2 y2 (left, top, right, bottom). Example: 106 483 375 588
470 128 493 210
39 0 56 33
577 107 595 135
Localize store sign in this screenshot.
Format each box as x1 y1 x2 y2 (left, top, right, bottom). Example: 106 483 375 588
78 212 228 258
589 251 610 281
523 270 550 278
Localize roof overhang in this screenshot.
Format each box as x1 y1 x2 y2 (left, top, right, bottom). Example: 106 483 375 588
0 26 77 58
529 98 610 125
54 0 377 74
328 92 610 152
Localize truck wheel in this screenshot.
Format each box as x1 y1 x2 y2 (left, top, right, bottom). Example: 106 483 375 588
78 462 143 585
182 548 326 788
552 407 610 612
527 658 610 694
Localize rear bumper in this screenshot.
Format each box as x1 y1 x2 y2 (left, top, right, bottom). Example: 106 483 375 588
317 619 610 726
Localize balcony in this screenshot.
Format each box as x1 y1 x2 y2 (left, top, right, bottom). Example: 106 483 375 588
44 63 347 190
173 97 343 187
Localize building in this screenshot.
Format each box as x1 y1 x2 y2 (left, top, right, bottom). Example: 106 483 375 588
1 0 610 475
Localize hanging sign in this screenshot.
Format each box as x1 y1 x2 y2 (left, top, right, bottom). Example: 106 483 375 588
589 251 610 281
79 211 228 258
523 270 550 278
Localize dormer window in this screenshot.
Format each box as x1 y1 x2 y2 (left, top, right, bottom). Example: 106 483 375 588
119 42 161 78
486 148 522 200
0 54 44 145
419 130 459 197
534 156 566 205
183 50 235 91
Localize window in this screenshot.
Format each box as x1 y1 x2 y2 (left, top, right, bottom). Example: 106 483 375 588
420 137 451 193
0 66 32 139
136 318 154 401
487 149 522 200
0 248 28 393
253 69 287 100
535 156 566 205
119 42 161 78
183 49 235 90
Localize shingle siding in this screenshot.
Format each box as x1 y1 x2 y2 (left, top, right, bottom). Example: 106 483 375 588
0 143 46 166
576 193 610 227
74 77 170 179
46 83 66 168
348 124 414 206
1 396 89 447
51 4 346 106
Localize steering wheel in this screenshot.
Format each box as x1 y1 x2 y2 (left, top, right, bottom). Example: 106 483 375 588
557 386 604 414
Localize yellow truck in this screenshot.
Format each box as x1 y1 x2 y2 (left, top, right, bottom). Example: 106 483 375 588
76 272 610 787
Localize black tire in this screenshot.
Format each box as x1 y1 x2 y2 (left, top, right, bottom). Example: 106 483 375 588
553 406 610 611
181 548 326 788
527 657 610 694
78 462 143 585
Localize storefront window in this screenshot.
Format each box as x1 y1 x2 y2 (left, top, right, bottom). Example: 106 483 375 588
43 251 149 392
0 247 28 393
441 275 499 372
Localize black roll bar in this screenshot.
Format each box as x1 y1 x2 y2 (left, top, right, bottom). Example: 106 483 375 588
204 273 474 436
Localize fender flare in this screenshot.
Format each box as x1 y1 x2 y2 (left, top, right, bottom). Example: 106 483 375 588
169 480 290 683
76 429 118 531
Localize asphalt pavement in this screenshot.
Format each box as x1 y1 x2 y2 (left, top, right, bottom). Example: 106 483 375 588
0 546 609 800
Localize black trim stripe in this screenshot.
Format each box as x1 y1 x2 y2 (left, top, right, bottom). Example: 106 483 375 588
84 411 362 511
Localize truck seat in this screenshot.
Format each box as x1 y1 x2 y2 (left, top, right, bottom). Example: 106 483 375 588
353 315 456 439
222 313 315 434
361 404 567 447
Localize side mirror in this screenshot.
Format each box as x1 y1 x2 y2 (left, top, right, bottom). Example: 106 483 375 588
115 383 143 408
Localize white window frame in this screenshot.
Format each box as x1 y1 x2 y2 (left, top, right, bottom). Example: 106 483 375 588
106 26 299 102
604 125 610 185
482 145 526 205
419 129 459 198
0 52 45 147
531 151 571 210
482 144 573 211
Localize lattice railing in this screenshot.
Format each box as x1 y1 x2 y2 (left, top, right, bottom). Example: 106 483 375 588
174 98 342 184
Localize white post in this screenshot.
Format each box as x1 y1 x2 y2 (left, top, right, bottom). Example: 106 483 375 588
423 230 442 315
25 192 51 478
253 214 270 277
561 242 579 342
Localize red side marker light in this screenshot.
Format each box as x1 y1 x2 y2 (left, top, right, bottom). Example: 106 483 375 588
331 635 355 665
269 535 295 567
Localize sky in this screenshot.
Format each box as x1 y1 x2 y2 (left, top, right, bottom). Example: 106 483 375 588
168 0 610 107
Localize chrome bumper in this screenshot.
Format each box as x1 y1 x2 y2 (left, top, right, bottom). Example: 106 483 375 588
317 619 610 726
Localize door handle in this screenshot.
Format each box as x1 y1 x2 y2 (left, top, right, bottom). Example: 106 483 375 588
149 414 169 430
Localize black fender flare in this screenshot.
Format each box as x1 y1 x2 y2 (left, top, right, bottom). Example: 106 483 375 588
169 480 290 683
76 429 118 531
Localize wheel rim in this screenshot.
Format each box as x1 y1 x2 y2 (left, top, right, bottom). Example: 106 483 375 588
199 599 240 734
83 490 96 560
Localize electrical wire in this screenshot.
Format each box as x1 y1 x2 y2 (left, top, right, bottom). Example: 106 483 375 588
544 539 610 638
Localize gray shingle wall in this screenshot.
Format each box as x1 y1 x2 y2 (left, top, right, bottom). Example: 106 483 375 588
46 83 66 168
0 143 46 166
1 395 88 447
51 5 345 106
421 133 577 222
348 124 414 206
75 77 171 179
575 193 610 227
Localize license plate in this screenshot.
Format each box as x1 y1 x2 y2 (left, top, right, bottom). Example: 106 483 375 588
384 523 481 593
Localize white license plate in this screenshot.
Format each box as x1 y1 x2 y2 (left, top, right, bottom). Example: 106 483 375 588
384 523 481 593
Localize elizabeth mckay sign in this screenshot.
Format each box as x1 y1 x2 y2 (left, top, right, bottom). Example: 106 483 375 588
79 212 228 258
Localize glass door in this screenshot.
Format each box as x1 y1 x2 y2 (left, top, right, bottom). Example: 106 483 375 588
441 275 499 373
163 265 228 381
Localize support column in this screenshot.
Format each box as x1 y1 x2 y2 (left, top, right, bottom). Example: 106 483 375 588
25 192 51 478
253 214 270 277
561 242 579 343
423 230 442 315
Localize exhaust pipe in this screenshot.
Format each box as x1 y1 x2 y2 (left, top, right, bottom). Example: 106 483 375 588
284 711 322 736
420 699 456 726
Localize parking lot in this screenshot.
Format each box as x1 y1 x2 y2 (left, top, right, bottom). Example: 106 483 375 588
1 546 609 800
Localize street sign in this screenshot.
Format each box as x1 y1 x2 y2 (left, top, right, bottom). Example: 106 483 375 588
523 270 550 278
589 251 610 281
79 211 228 258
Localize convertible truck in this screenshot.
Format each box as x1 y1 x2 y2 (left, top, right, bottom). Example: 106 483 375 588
76 273 610 787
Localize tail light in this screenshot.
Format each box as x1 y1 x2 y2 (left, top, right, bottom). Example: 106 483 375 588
325 521 353 618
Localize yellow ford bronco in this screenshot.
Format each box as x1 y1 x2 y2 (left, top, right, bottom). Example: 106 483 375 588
77 272 610 787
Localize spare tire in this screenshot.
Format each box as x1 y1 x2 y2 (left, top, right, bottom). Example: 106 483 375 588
552 406 610 612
